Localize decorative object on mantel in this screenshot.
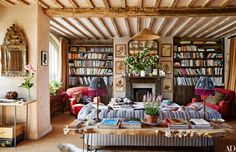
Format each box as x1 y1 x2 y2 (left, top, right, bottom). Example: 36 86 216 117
124 48 158 77
19 64 36 99
5 91 18 99
143 93 161 123
1 24 27 76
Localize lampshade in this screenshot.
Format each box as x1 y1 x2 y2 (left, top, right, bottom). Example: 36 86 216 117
195 77 215 96
130 28 160 41
88 77 107 97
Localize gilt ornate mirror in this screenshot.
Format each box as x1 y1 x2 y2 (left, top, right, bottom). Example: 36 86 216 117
1 24 27 76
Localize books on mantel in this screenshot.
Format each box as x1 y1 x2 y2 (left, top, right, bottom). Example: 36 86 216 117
189 119 213 129
98 118 121 129
164 118 189 129
121 118 142 129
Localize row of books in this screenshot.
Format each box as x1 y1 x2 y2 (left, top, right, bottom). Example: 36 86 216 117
174 77 223 86
68 52 113 60
69 68 112 75
69 76 113 86
69 60 113 67
69 47 113 53
174 52 223 59
175 46 221 52
175 59 223 67
174 67 223 76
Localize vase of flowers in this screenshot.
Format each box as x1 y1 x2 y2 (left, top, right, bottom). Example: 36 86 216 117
124 48 158 77
19 64 36 100
143 93 161 123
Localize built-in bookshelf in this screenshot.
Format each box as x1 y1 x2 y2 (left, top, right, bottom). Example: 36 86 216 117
68 45 113 88
173 38 224 105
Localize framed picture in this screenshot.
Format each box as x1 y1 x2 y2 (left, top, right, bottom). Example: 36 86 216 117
160 61 172 74
41 51 48 66
161 43 172 57
115 78 124 92
115 61 125 74
115 44 126 58
162 78 172 92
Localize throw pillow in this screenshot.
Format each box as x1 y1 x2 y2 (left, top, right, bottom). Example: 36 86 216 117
205 91 225 105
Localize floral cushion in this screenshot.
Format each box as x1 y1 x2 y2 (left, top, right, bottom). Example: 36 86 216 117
205 91 225 105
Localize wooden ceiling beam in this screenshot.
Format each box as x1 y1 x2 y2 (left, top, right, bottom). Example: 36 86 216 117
138 0 143 8
170 0 179 8
39 0 50 8
137 18 141 32
124 18 131 37
196 16 233 38
87 18 107 39
164 18 179 36
203 0 214 7
74 18 99 39
50 24 72 38
214 27 236 38
122 0 126 8
220 0 230 8
97 18 113 37
148 18 155 30
51 0 65 8
156 18 166 34
51 18 78 38
187 0 197 7
50 28 69 38
206 20 236 37
44 7 236 18
5 0 15 5
17 0 30 5
86 0 95 8
171 17 193 36
62 18 91 39
111 18 121 37
67 0 79 8
154 0 161 8
103 0 110 8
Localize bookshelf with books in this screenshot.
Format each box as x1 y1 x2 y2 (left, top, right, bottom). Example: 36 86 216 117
68 45 113 88
173 38 224 105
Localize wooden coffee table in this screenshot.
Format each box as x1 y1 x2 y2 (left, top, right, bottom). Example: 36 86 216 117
64 120 233 152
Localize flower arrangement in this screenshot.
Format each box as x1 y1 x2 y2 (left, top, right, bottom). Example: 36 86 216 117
49 80 62 96
124 48 158 73
143 93 161 116
19 64 36 98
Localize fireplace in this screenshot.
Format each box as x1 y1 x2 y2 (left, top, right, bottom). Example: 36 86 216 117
133 88 152 102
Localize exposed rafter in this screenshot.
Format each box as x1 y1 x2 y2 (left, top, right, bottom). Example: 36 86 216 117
44 7 236 18
187 0 197 7
203 0 214 7
138 0 143 8
214 26 236 38
111 18 121 37
86 0 95 8
39 0 50 8
122 0 126 8
137 18 141 32
171 17 193 36
164 18 179 36
154 0 161 8
5 0 15 5
50 28 68 38
156 18 166 34
74 18 99 39
206 20 236 37
51 0 65 8
51 18 78 37
62 18 90 39
97 18 113 37
50 24 71 38
170 0 179 8
87 18 107 39
67 0 79 8
220 0 230 8
17 0 30 5
148 18 155 30
124 18 131 37
103 0 110 8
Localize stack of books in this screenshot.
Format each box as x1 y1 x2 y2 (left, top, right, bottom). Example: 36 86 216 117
121 118 142 129
98 118 121 129
164 118 189 129
189 119 213 129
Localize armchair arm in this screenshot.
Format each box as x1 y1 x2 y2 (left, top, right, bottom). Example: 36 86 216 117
192 98 203 103
218 100 230 117
70 99 77 106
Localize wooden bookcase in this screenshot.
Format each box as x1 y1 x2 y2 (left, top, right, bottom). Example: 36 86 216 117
173 38 224 105
68 44 113 88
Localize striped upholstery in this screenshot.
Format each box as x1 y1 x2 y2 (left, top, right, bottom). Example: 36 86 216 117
78 103 221 147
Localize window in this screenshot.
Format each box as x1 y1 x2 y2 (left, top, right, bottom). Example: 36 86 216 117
49 34 61 82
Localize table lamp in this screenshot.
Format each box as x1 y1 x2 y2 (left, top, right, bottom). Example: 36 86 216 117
88 77 107 122
195 77 215 119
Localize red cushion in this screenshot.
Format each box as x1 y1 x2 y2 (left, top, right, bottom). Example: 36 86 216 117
67 87 89 98
72 104 84 116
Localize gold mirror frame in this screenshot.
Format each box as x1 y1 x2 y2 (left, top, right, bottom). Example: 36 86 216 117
1 24 27 76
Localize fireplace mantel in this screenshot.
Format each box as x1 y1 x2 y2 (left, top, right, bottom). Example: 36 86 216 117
124 76 165 101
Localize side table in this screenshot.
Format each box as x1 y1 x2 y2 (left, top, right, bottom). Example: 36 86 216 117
0 99 36 147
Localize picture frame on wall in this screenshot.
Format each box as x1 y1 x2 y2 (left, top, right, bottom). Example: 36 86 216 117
115 78 124 92
41 51 48 66
162 78 172 92
160 61 172 74
115 61 125 74
161 43 172 57
115 44 126 58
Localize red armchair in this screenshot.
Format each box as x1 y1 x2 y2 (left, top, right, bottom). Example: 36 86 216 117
191 88 235 117
66 87 89 116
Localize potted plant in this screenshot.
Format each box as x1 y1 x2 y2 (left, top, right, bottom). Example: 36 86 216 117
49 80 63 96
124 48 158 77
143 94 161 123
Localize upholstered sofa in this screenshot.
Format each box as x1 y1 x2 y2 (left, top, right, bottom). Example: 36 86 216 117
190 88 235 117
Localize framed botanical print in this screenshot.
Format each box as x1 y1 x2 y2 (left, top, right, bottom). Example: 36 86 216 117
115 61 125 74
161 43 172 57
160 61 172 74
115 78 124 92
115 44 126 58
162 78 172 92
